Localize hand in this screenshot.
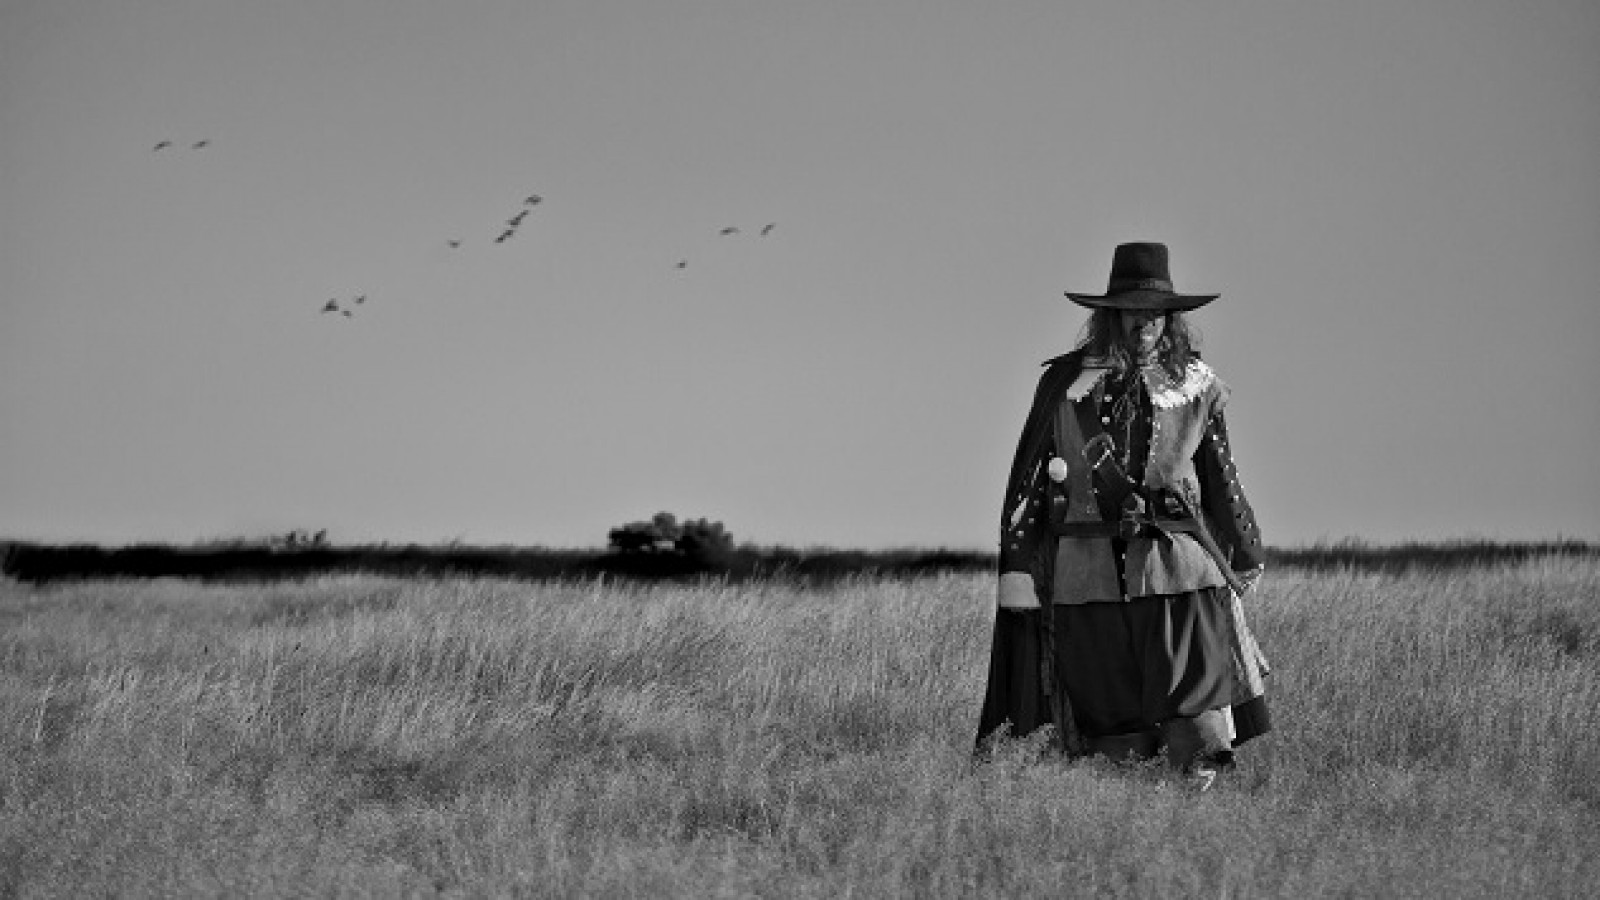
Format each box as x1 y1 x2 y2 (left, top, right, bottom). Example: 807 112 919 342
998 572 1041 609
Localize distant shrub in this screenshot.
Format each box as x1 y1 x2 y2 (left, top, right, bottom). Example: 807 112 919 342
607 512 683 554
675 517 734 560
606 512 736 571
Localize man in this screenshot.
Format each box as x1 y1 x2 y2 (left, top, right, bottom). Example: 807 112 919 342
976 242 1271 788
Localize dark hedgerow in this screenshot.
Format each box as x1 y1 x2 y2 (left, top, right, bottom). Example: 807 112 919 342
3 536 1595 585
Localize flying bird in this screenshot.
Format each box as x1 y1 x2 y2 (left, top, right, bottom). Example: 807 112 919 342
495 230 513 244
191 140 210 149
341 310 353 318
447 239 462 248
675 259 688 270
153 141 172 151
719 226 740 236
353 295 366 305
760 222 777 236
321 300 340 314
524 194 542 206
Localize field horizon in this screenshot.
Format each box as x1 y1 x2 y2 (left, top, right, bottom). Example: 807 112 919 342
6 535 1595 586
3 551 1597 897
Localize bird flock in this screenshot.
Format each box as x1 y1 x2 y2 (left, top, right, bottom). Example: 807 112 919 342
320 295 366 318
675 221 777 270
149 139 780 321
485 195 542 246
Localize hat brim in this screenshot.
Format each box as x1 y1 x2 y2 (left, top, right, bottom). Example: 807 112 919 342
1064 290 1219 313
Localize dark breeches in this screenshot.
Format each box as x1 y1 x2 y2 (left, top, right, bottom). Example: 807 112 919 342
975 588 1248 768
1054 589 1236 741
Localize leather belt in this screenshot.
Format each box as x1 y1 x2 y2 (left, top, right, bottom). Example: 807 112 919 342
1051 515 1248 596
1051 516 1198 539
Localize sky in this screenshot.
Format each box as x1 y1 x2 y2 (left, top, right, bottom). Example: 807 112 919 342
2 0 1597 550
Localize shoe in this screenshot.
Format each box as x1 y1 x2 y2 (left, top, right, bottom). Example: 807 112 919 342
1185 764 1218 792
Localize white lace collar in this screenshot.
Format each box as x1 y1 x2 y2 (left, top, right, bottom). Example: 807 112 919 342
1064 357 1215 408
1143 359 1215 409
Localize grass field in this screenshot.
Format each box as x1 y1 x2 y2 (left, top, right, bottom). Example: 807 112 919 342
3 556 1598 898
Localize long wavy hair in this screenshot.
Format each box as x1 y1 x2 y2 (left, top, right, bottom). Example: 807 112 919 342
1075 309 1200 381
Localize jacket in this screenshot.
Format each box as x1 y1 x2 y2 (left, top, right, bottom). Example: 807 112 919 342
998 350 1265 606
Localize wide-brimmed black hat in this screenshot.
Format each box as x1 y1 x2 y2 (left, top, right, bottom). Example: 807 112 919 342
1065 242 1219 312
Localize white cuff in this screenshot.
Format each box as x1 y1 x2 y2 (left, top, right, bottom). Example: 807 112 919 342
998 572 1040 609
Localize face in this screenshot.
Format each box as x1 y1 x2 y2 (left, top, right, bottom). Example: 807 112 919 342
1117 310 1167 356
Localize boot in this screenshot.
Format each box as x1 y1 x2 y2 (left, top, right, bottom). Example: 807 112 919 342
1161 709 1234 784
1086 729 1160 763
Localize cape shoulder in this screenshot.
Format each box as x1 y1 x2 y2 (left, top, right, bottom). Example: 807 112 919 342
1038 349 1085 374
1030 349 1086 402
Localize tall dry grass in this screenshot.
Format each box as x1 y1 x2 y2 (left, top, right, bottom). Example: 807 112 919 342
2 558 1597 897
